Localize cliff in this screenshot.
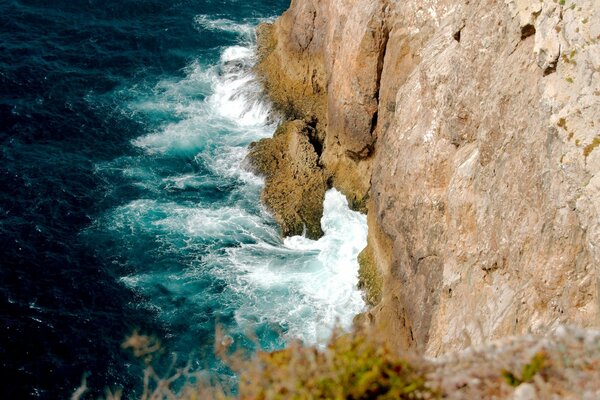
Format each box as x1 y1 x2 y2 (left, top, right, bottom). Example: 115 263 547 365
252 0 600 355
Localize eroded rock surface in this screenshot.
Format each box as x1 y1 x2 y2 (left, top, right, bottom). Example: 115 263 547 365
246 120 327 239
256 1 391 209
256 0 600 354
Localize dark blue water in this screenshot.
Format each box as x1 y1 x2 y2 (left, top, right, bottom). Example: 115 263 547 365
0 0 367 398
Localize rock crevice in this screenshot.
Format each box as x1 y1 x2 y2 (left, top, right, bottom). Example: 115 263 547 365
252 0 600 354
246 120 328 240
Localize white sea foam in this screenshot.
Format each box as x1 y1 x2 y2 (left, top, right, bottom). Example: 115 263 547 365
105 15 367 349
226 190 367 344
131 39 274 157
194 15 257 39
221 46 253 62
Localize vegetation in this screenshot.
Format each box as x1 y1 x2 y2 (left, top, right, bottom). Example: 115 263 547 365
73 329 434 400
72 327 600 399
561 50 577 66
358 245 383 305
502 352 548 387
237 332 434 399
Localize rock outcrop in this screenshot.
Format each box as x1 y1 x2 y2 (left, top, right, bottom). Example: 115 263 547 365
255 0 600 355
246 120 328 239
426 326 600 399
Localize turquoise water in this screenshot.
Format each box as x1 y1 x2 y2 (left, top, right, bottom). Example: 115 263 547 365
0 1 367 398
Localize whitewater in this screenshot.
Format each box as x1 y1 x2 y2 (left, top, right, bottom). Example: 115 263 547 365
93 15 367 357
0 2 367 395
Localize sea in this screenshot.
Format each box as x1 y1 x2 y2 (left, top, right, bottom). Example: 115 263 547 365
0 0 367 398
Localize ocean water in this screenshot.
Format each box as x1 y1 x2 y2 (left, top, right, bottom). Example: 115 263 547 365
0 0 367 398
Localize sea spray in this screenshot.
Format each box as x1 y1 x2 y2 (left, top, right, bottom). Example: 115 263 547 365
1 1 296 397
232 190 368 344
106 13 368 352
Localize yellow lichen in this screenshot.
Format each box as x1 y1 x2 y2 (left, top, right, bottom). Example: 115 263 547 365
583 136 600 157
557 118 567 129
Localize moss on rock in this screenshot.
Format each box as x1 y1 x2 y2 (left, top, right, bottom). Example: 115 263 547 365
358 244 383 305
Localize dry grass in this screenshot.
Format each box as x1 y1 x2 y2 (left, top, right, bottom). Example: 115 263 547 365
72 326 600 400
236 331 434 399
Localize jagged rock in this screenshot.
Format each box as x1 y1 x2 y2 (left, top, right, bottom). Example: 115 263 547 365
427 326 600 399
246 120 327 240
505 0 542 38
259 0 600 355
255 18 327 127
255 0 390 210
533 2 561 73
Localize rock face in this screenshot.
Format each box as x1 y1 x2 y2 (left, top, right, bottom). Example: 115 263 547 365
256 0 600 354
246 120 328 240
256 0 391 210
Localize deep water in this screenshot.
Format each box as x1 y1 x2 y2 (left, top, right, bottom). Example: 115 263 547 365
0 1 367 398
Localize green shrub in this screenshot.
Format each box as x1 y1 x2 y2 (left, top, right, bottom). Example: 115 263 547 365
502 352 548 387
237 332 435 399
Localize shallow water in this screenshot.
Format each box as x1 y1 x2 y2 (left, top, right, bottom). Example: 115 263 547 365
0 1 367 398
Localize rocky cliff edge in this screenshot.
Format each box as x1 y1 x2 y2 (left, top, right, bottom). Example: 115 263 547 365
250 0 600 355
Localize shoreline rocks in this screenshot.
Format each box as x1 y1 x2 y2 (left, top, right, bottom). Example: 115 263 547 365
246 120 328 240
252 0 600 355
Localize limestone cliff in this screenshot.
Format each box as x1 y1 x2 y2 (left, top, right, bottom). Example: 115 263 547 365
254 0 600 355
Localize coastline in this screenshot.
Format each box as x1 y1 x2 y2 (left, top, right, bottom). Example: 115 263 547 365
248 0 600 356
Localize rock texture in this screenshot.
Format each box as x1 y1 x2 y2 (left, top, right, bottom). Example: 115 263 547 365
246 120 328 239
256 0 600 354
256 0 391 210
426 326 600 399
